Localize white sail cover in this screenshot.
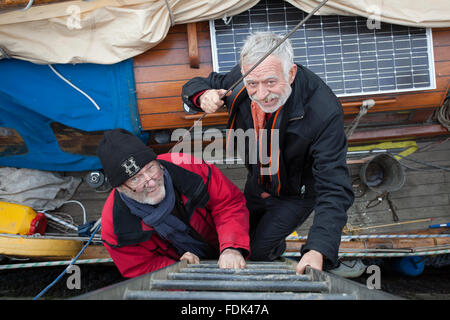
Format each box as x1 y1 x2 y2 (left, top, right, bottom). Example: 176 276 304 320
0 0 448 64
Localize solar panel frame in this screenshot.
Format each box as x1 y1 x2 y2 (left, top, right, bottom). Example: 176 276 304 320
209 0 436 97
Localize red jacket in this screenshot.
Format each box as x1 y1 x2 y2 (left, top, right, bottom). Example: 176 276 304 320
101 153 250 278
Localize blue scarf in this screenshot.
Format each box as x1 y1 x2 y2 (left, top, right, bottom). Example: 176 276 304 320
119 170 212 258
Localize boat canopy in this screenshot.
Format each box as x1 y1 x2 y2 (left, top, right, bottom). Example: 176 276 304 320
0 0 449 65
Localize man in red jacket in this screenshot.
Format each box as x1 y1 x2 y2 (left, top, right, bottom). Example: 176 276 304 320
97 129 250 278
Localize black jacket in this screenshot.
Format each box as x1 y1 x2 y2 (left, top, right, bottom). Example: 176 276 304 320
182 64 354 265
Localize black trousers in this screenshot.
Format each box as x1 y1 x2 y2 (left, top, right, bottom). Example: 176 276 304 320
244 182 315 261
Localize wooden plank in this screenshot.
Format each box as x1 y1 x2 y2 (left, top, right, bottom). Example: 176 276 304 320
404 171 448 185
348 206 450 226
133 47 211 68
434 46 450 62
348 203 444 223
140 112 229 130
436 60 450 77
187 22 200 68
79 245 111 260
145 31 211 51
134 63 213 83
286 237 450 251
432 29 450 47
401 149 450 162
136 81 184 99
138 97 183 114
415 139 450 152
352 194 449 214
376 182 450 198
348 124 449 143
0 0 70 8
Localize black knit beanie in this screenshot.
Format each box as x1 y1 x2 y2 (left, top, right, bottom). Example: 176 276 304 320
97 129 157 187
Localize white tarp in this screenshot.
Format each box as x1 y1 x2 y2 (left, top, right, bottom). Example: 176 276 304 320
286 0 450 28
0 0 258 64
0 0 448 64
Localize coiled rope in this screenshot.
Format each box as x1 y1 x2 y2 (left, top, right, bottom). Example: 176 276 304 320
436 95 450 131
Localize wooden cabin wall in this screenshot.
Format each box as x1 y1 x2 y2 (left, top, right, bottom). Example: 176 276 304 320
134 22 228 131
0 0 70 9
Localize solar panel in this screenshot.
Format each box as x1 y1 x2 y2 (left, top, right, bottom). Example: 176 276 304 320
210 0 436 97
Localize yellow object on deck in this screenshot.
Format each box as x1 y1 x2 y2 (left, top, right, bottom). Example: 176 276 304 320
0 201 38 235
0 234 83 259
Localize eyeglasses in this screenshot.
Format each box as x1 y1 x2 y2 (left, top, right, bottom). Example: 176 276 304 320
124 162 163 191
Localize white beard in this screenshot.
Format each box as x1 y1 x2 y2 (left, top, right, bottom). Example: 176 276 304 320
141 185 166 205
250 85 292 113
119 184 166 205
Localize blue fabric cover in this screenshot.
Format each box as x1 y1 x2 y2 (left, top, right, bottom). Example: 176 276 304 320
0 58 144 171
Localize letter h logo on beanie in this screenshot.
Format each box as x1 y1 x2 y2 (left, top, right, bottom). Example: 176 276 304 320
121 157 141 177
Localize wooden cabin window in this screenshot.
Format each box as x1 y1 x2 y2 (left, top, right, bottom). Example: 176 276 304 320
50 122 104 156
0 127 27 157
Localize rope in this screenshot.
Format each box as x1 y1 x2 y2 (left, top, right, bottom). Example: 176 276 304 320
436 95 450 130
0 258 112 271
286 234 450 241
48 65 101 111
283 249 450 258
22 0 33 11
345 99 375 137
338 249 450 258
63 200 87 224
32 223 101 300
43 211 77 233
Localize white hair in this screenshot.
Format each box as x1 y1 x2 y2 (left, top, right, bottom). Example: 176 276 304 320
239 32 294 80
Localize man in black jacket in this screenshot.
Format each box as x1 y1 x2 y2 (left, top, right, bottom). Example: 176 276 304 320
181 32 354 274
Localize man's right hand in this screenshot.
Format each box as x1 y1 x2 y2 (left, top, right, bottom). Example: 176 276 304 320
198 89 232 113
180 251 200 265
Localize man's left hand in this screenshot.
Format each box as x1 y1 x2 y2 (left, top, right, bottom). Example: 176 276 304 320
296 249 323 275
218 248 246 269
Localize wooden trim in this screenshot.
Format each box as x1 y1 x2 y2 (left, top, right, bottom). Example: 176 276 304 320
0 0 69 8
181 111 228 120
187 23 199 69
342 98 397 108
348 124 449 144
